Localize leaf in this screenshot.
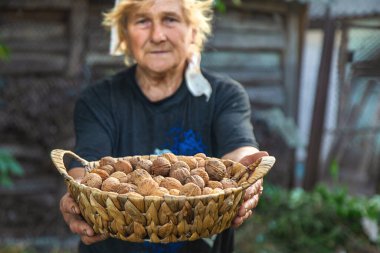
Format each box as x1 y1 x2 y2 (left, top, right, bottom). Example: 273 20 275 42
0 43 10 61
214 0 226 13
329 159 339 182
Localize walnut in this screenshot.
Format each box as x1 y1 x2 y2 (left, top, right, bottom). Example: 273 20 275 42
185 175 205 189
169 189 181 196
99 156 117 167
190 168 209 185
162 153 178 164
202 187 213 195
205 158 227 181
171 161 190 171
151 187 169 197
114 160 133 174
181 182 201 196
231 163 248 181
153 175 165 185
207 180 223 189
160 177 183 191
128 169 152 186
194 153 207 159
212 188 224 194
178 156 198 170
99 164 115 175
90 168 109 181
81 173 102 189
135 160 153 174
127 156 141 167
110 171 129 182
195 157 205 168
169 167 190 184
151 157 171 176
220 178 238 189
101 177 120 192
117 183 137 194
137 178 159 196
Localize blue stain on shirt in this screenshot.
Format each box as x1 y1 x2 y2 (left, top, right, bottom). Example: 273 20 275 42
164 127 206 155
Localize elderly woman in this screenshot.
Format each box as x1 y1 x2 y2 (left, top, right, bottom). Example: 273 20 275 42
60 0 264 252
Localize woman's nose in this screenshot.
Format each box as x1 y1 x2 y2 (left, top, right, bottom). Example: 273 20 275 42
151 23 166 43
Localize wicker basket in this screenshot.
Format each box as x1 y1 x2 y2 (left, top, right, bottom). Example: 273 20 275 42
51 149 275 243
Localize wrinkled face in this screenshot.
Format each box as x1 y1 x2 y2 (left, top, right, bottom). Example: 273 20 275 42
126 0 195 75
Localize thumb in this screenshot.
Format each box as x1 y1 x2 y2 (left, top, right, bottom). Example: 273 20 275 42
239 151 269 166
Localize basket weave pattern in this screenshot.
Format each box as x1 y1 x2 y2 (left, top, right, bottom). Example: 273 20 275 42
51 149 274 243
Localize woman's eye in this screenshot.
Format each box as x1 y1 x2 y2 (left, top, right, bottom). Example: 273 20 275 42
136 18 149 25
164 17 178 24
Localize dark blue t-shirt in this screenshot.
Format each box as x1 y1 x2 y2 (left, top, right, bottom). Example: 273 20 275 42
71 65 257 253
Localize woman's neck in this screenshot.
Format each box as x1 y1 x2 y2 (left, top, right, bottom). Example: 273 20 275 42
136 65 185 102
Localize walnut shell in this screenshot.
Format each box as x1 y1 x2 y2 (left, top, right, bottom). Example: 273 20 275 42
190 168 209 185
171 161 190 171
162 153 178 164
117 183 137 194
81 173 102 189
212 188 224 194
137 178 159 196
128 156 141 167
110 171 129 182
231 163 248 181
202 187 213 195
181 182 201 196
99 164 115 175
90 168 109 181
153 175 165 185
160 177 183 191
195 157 205 168
101 177 120 192
185 175 205 189
207 180 223 189
178 156 198 170
220 178 238 189
205 158 227 181
99 156 117 167
169 189 181 196
151 157 171 176
169 167 190 184
135 160 153 174
151 187 169 197
128 169 152 185
194 153 207 159
114 160 133 174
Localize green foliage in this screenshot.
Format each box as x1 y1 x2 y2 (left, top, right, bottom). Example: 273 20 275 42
236 184 380 253
0 149 24 187
0 42 10 61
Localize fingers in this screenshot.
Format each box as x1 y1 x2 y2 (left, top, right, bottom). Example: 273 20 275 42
81 234 108 245
239 151 269 166
60 192 80 215
231 210 253 228
243 179 263 201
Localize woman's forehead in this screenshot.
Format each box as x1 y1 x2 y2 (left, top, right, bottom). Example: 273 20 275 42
131 0 185 16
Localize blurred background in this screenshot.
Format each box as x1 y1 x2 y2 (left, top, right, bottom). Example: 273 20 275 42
1 0 380 252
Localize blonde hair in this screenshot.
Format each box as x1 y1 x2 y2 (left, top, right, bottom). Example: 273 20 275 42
103 0 214 65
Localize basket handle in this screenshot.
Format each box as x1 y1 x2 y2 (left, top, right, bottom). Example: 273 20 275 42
240 155 276 190
50 149 89 181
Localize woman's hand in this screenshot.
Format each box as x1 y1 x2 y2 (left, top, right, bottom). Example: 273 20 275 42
230 151 268 228
60 192 108 244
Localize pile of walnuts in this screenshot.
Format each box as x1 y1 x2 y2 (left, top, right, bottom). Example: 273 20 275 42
80 153 251 197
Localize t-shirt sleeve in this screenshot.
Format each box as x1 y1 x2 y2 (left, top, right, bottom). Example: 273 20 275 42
212 80 258 157
69 83 116 169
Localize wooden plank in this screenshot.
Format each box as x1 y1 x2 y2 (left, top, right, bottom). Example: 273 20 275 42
226 1 289 13
214 12 283 32
4 39 68 53
67 0 89 76
0 53 66 74
0 22 66 40
0 0 71 10
207 31 285 50
86 53 125 66
201 51 280 69
245 86 285 107
203 68 282 84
